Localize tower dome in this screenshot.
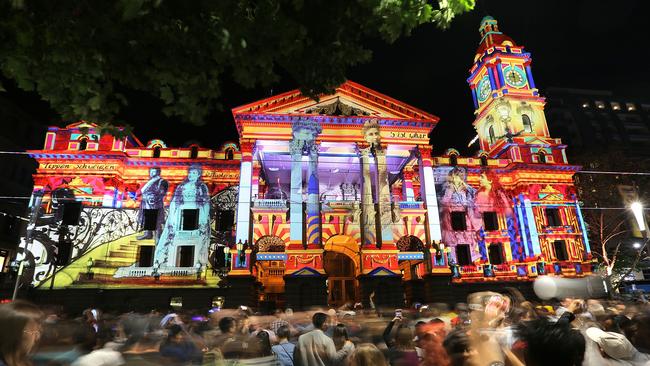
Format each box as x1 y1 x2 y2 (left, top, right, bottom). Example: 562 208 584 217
476 16 517 56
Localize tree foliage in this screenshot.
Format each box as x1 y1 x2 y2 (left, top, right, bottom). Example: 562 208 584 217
0 0 473 130
573 151 650 282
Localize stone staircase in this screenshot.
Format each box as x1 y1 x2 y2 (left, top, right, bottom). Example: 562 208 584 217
39 234 221 288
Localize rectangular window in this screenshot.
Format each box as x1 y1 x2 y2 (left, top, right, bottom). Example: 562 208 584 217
553 240 569 261
455 244 472 266
178 246 195 267
451 211 467 231
545 208 563 227
182 209 199 230
138 246 154 267
488 243 504 265
483 212 499 231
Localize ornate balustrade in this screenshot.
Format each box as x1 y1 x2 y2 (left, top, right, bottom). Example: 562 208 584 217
399 201 425 210
253 199 288 209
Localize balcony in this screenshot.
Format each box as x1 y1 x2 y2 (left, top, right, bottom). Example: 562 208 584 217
253 199 287 209
399 201 425 210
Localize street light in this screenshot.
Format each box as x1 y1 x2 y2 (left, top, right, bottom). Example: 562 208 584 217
631 201 647 236
633 242 642 249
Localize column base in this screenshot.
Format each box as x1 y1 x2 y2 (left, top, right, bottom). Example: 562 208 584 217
223 276 259 309
284 275 328 310
358 274 404 309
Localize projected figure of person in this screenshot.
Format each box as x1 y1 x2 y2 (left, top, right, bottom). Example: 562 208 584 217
360 119 397 247
153 165 210 267
137 167 169 240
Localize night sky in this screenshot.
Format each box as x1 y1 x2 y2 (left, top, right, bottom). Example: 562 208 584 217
4 0 649 154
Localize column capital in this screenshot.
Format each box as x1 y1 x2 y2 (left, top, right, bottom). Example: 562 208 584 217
239 139 256 162
417 145 433 167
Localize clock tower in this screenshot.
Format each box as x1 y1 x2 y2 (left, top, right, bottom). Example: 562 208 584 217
468 16 565 165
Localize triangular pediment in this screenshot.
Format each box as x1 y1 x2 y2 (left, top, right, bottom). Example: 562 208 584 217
289 267 323 277
521 136 554 146
366 266 399 277
232 80 438 122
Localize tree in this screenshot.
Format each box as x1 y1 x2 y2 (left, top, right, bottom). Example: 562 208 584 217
0 0 474 133
573 151 650 287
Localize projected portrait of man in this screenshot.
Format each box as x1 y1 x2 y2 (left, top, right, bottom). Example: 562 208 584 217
137 167 169 240
362 119 382 149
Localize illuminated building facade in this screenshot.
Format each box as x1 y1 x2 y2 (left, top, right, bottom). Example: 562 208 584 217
18 16 593 309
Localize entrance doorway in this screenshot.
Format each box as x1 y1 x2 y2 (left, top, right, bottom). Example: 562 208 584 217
324 252 356 307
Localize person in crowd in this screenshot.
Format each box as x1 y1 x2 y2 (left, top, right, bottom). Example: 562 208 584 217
348 343 389 366
294 312 352 366
0 301 43 366
516 317 585 366
159 324 201 365
585 326 650 365
72 322 124 366
272 325 295 366
239 330 278 366
443 329 477 366
120 315 166 366
332 324 353 352
382 316 419 366
270 310 290 335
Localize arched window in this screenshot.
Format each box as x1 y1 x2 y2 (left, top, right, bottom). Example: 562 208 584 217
449 154 458 166
79 137 88 151
153 146 161 158
225 148 234 160
190 146 198 159
537 152 546 164
522 114 533 133
480 155 488 167
488 125 496 145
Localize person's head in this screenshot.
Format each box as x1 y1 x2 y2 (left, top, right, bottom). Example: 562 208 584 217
517 318 585 366
186 165 203 183
443 329 477 366
276 325 290 341
312 312 329 330
218 317 236 334
394 325 415 350
0 301 43 365
254 330 272 356
332 324 348 340
586 327 635 360
149 167 161 178
348 343 388 366
627 311 650 352
167 324 184 343
362 119 381 147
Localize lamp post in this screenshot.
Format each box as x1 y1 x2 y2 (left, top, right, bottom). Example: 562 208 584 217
631 201 647 239
86 257 94 280
236 240 244 267
618 201 649 288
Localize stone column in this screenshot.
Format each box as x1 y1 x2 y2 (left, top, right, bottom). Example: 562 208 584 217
359 146 376 247
235 140 255 244
251 162 261 199
374 147 394 247
306 144 321 247
402 168 415 201
417 145 442 243
289 142 304 249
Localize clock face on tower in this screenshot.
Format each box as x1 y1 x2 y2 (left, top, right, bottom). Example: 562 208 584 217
477 75 491 102
503 65 527 88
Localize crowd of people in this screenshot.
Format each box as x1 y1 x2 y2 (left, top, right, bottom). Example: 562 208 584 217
1 290 650 366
